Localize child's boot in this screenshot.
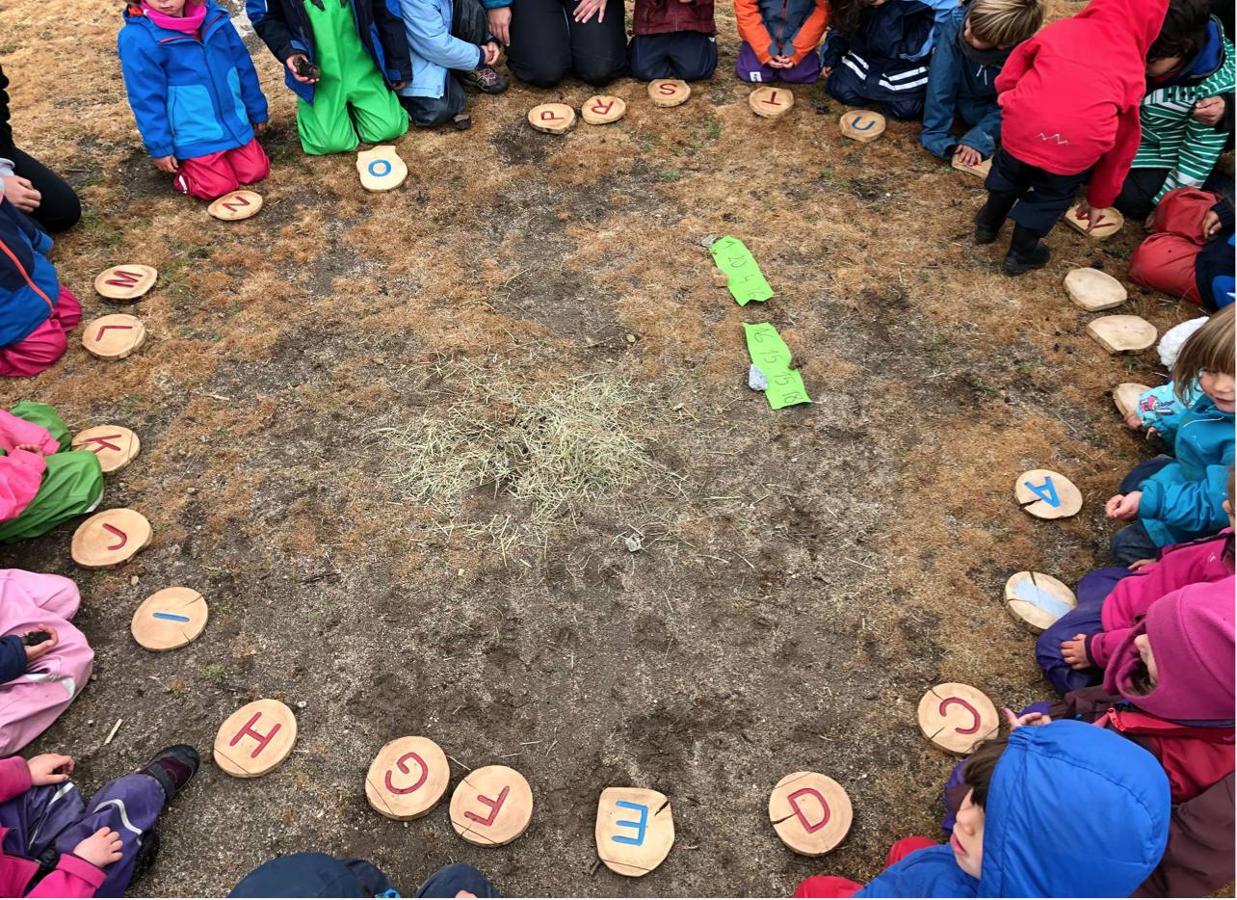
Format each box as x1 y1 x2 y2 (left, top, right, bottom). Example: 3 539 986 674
138 744 200 800
975 192 1016 244
1003 224 1051 275
461 65 508 94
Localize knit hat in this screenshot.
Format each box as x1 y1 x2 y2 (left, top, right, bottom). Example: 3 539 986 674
1104 576 1235 722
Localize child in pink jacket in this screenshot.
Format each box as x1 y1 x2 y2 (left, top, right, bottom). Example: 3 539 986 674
0 745 198 897
0 570 93 757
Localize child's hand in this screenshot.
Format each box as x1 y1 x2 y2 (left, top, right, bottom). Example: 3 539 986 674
1202 210 1222 240
1128 557 1156 571
1105 491 1142 520
73 827 123 869
1003 707 1051 730
487 7 511 45
1074 198 1105 232
13 442 43 455
152 155 179 174
955 145 983 167
22 624 57 663
1193 96 1225 126
768 54 793 68
286 54 319 84
481 41 501 66
820 65 833 78
1060 634 1089 669
26 753 73 786
572 0 606 24
252 121 268 136
1123 409 1143 430
1 176 41 214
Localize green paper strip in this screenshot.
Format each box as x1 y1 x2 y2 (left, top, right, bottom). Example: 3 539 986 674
710 236 774 306
743 323 811 409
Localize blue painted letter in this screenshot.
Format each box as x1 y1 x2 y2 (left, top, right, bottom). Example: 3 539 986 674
1023 475 1060 507
612 800 649 846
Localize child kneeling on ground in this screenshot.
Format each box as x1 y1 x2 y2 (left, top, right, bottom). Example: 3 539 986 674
1130 186 1235 309
0 403 102 545
919 0 1044 165
734 0 829 83
118 0 271 201
628 0 718 82
793 721 1170 897
231 856 498 897
0 745 198 897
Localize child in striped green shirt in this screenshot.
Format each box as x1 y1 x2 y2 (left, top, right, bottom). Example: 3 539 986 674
1115 0 1234 220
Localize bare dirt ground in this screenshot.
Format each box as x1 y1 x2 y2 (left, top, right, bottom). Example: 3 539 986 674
0 0 1196 895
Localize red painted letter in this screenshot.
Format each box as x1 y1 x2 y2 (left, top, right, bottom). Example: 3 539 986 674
939 697 981 734
591 99 614 114
222 195 251 212
102 523 128 551
229 712 281 759
384 752 428 795
79 434 124 453
96 324 134 341
105 270 142 288
464 785 509 827
788 787 831 833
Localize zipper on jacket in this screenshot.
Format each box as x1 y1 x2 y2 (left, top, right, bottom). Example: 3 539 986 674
0 236 55 315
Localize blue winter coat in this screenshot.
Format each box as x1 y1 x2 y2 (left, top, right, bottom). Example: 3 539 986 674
919 4 1007 159
0 200 61 350
247 0 412 104
118 2 268 160
1138 394 1235 547
855 721 1170 898
397 0 482 99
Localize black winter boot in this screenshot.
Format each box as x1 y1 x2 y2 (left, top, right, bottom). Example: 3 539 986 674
1003 224 1051 275
975 192 1017 244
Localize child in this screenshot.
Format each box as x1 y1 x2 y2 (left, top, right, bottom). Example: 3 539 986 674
974 0 1170 275
1130 187 1235 309
918 0 1045 164
1107 304 1235 564
118 0 271 201
247 0 411 155
1116 0 1235 219
0 744 198 896
628 0 719 82
396 0 508 130
230 857 497 897
734 0 828 84
0 570 93 757
0 403 103 545
792 721 1170 897
0 190 80 379
819 0 957 121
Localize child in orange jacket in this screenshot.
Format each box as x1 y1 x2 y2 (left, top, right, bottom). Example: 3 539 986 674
734 0 828 83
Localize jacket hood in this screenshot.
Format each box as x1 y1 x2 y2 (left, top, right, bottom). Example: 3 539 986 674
1104 576 1235 722
1069 0 1168 60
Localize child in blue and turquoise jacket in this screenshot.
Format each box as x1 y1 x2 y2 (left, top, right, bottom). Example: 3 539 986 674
1108 304 1235 564
918 0 1043 164
118 0 270 201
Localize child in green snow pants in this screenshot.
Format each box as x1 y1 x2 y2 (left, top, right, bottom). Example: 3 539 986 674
298 0 409 155
0 402 103 544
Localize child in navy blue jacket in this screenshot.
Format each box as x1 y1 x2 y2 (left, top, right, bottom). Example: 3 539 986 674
820 0 957 120
919 0 1043 164
118 0 270 201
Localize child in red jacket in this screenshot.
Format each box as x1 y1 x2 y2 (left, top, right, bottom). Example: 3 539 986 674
628 0 718 81
974 0 1170 274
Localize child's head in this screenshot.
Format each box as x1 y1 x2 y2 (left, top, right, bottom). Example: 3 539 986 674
963 0 1045 50
1105 578 1235 721
1172 304 1234 411
953 738 1006 878
1146 0 1210 76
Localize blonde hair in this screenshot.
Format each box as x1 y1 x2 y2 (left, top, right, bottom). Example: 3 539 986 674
967 0 1045 46
1173 305 1236 403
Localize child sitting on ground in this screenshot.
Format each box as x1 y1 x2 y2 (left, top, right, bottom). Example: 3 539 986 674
0 569 93 757
231 856 497 897
1116 0 1235 219
118 0 270 201
0 402 103 545
248 0 411 155
628 0 718 82
396 0 508 130
792 721 1170 897
918 0 1044 164
1107 304 1234 564
0 188 79 379
1130 186 1235 308
0 744 198 896
734 0 829 84
819 0 957 121
975 0 1169 275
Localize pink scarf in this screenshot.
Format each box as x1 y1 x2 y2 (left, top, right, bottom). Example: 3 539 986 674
141 1 207 34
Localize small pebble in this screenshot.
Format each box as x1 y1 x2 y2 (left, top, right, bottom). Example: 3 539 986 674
296 700 308 709
129 575 139 586
625 334 637 344
187 487 197 495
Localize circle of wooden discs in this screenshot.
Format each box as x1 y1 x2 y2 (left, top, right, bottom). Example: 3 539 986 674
749 86 794 118
213 699 297 778
71 508 152 568
595 787 675 876
82 314 146 360
580 95 627 125
1015 469 1083 520
840 110 885 142
207 190 264 221
1064 202 1123 239
1087 315 1157 353
356 145 408 192
1113 382 1152 420
365 735 450 821
70 426 140 474
648 79 691 108
449 764 533 846
768 771 853 856
1065 268 1127 311
917 683 999 755
131 587 209 651
1004 571 1077 633
528 103 576 134
94 264 157 301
